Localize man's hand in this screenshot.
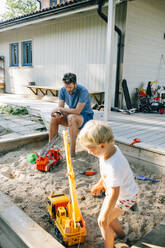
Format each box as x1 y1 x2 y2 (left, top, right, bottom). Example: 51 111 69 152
51 109 63 118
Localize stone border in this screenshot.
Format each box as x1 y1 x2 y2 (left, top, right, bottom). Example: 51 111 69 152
0 129 164 175
0 192 64 248
116 140 165 175
0 132 48 153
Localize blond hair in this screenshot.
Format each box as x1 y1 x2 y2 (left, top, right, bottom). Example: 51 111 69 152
78 120 114 147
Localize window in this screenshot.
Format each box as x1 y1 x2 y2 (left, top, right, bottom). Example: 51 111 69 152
10 43 19 66
22 40 32 66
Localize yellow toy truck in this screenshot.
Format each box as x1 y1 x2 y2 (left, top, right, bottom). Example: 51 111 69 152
46 130 87 247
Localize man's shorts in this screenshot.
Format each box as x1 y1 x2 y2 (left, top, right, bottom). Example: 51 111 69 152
116 194 138 211
80 113 94 129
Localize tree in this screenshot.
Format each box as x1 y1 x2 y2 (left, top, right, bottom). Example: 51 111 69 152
1 0 39 21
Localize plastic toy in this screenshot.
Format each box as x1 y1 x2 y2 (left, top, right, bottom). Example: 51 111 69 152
40 135 59 157
35 149 62 172
136 175 159 183
92 185 105 198
46 130 86 246
27 153 38 164
129 138 141 146
137 81 165 113
80 170 96 176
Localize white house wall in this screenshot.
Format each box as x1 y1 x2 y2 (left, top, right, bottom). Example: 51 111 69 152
0 5 126 106
33 12 108 92
123 0 165 106
0 10 107 94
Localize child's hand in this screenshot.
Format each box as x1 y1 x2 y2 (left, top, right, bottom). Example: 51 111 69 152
91 184 105 196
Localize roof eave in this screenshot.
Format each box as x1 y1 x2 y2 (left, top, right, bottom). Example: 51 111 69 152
0 0 98 32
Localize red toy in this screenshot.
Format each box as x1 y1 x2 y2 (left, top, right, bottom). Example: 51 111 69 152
35 149 62 172
80 170 96 176
129 138 141 146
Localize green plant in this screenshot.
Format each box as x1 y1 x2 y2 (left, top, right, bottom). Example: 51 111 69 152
0 105 28 115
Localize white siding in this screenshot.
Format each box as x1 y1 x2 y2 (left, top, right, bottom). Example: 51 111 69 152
0 6 126 106
123 0 165 105
0 11 106 94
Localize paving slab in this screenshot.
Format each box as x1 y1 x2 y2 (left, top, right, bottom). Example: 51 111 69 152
131 224 165 248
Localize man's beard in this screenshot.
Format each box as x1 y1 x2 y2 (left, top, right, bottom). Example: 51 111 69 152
69 85 77 94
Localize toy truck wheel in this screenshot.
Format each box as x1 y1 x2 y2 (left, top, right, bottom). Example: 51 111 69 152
55 227 63 244
48 214 51 223
49 165 54 172
55 227 59 237
63 241 68 247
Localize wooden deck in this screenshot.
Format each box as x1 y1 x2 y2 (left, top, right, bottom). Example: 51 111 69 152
40 107 165 175
94 111 165 175
0 93 165 175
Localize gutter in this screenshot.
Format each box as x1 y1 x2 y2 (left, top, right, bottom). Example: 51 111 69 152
97 0 122 107
0 0 96 30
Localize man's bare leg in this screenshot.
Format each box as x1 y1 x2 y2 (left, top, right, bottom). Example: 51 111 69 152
67 114 83 156
49 115 68 141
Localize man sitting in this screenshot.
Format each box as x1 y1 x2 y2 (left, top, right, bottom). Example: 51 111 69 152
49 72 94 157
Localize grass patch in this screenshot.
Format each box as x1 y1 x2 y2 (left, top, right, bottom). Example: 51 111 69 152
0 105 28 115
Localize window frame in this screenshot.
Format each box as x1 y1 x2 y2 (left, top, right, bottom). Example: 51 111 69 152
10 42 19 67
22 40 32 66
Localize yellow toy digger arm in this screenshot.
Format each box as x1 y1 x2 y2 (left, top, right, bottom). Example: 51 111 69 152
150 80 158 86
63 130 82 225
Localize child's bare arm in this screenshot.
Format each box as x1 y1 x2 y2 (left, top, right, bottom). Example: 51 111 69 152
96 177 104 187
98 187 120 225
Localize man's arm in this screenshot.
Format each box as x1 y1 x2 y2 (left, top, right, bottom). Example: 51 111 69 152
58 100 65 108
58 102 86 115
51 100 65 117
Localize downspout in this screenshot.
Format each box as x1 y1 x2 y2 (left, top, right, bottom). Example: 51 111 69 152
114 25 122 107
97 0 122 107
37 0 41 10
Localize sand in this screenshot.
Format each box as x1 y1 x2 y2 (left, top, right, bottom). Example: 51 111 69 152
0 136 165 248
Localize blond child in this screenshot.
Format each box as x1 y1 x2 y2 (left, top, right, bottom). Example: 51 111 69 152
78 120 138 248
